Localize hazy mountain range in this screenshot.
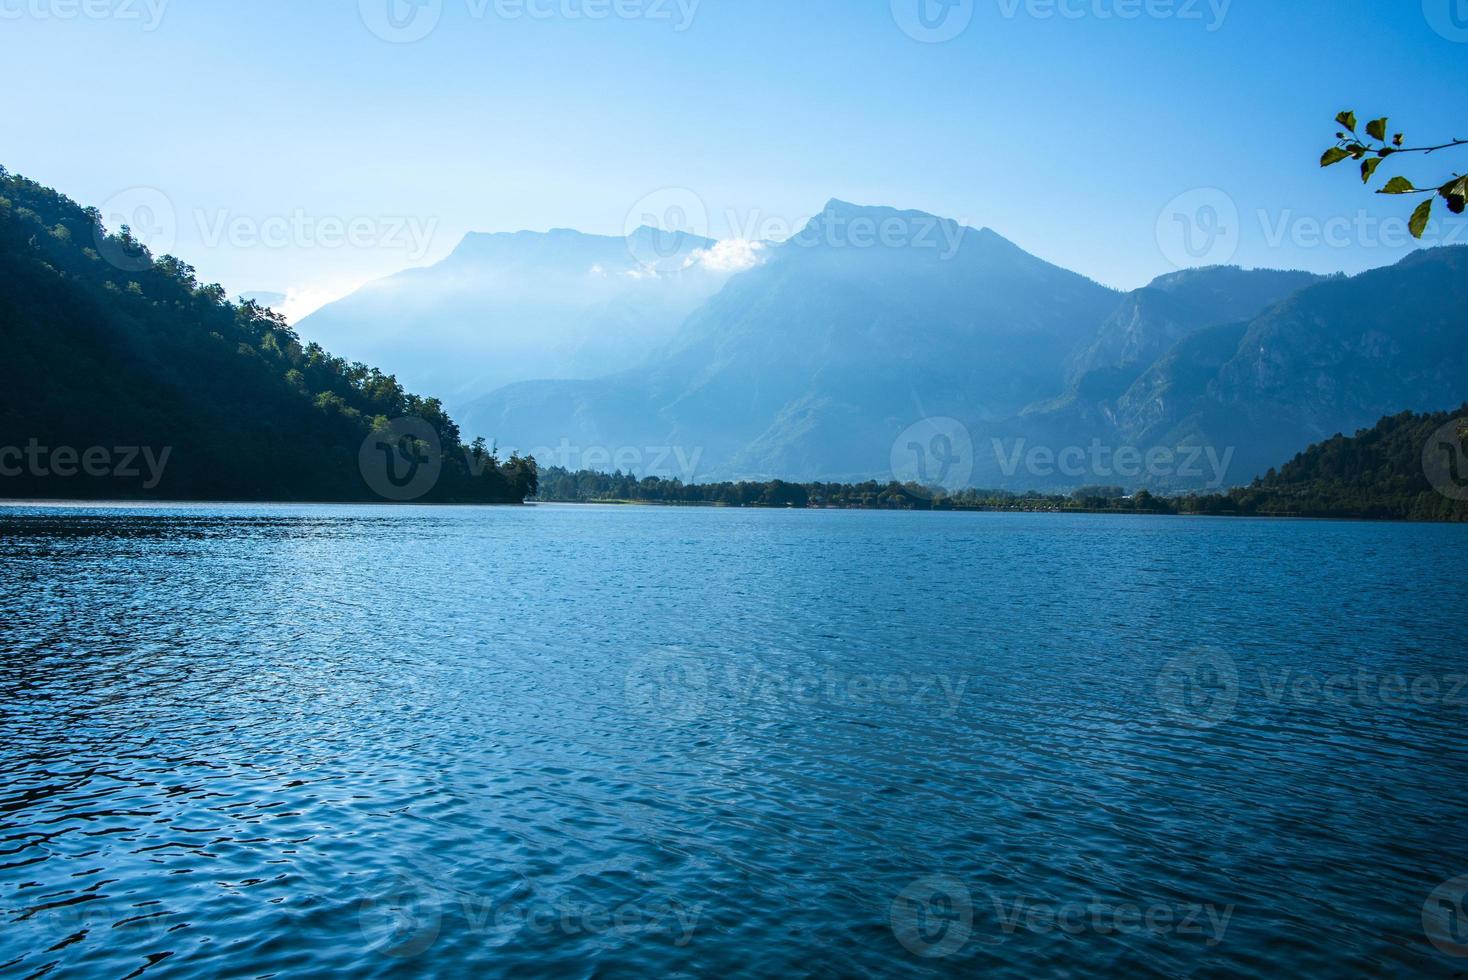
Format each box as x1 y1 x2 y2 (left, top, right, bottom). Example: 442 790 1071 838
297 226 741 400
298 200 1468 491
6 161 1462 501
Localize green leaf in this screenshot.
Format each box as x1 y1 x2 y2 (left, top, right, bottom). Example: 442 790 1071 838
1336 110 1358 132
1366 117 1388 142
1441 176 1468 215
1361 157 1383 183
1321 147 1351 167
1393 134 1404 147
1379 176 1417 195
1409 199 1433 239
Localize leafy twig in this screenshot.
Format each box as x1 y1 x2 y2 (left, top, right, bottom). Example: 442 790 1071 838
1320 110 1467 238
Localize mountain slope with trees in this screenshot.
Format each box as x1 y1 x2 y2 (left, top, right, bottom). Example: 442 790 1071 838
0 167 535 502
536 407 1468 522
1112 246 1468 480
466 203 1466 490
995 246 1468 489
1182 407 1468 521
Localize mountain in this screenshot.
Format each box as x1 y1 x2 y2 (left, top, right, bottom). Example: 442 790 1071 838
1065 266 1323 386
1181 407 1468 521
1122 247 1467 477
469 224 1467 489
0 166 535 502
460 200 1122 480
295 225 737 406
1020 266 1326 435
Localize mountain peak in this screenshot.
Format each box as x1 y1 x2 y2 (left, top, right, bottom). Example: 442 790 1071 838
1394 242 1468 268
816 198 958 225
780 199 988 256
626 225 716 252
448 227 614 262
820 197 871 216
443 225 717 270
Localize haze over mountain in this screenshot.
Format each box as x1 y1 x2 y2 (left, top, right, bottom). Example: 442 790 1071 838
459 201 1124 476
1101 246 1468 482
6 159 1464 498
459 202 1466 490
296 226 741 403
966 246 1468 489
1064 266 1324 386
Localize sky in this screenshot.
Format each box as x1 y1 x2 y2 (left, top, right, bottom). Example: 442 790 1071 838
2 0 1466 320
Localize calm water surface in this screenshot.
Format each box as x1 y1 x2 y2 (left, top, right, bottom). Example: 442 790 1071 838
1 503 1466 978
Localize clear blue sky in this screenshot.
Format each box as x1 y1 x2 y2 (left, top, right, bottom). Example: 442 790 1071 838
3 0 1465 317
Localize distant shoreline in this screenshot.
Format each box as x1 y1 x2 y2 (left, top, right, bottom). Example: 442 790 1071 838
529 497 1457 523
5 497 1461 525
0 498 531 508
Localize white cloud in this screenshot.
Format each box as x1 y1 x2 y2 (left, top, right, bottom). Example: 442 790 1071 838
684 239 767 273
266 280 368 324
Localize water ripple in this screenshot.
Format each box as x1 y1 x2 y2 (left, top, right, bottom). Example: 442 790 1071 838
1 504 1466 977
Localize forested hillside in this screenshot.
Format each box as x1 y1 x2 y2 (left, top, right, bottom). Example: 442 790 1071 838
0 168 535 502
536 408 1468 522
1186 408 1468 521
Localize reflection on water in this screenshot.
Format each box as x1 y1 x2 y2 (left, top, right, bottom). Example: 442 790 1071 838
2 503 1466 977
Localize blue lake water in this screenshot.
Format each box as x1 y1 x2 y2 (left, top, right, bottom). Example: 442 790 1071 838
2 503 1467 978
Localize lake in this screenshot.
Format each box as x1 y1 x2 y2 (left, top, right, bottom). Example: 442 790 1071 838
2 503 1466 977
